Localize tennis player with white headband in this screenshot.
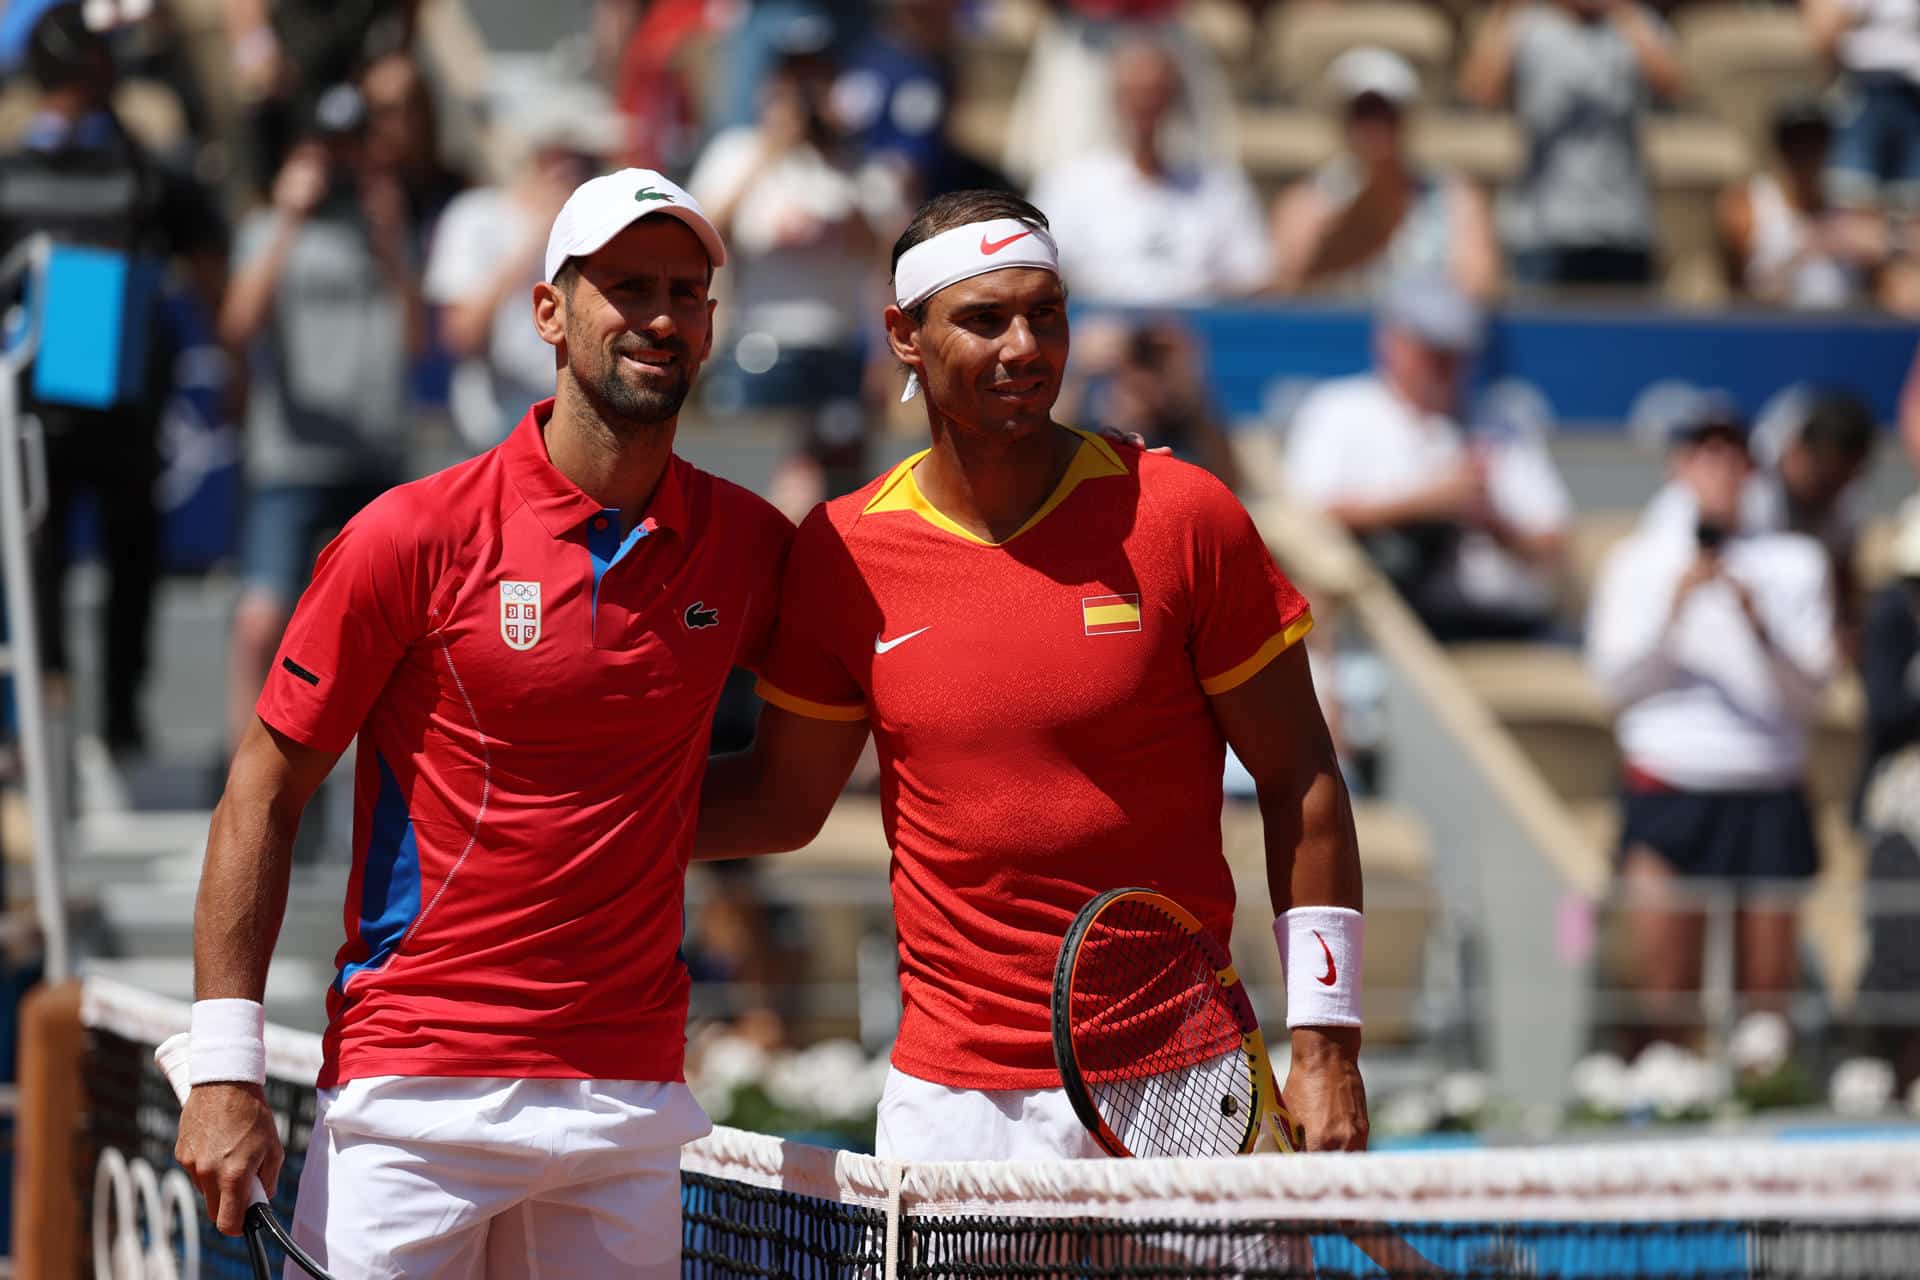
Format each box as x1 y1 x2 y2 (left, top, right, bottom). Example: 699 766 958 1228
695 189 1370 1160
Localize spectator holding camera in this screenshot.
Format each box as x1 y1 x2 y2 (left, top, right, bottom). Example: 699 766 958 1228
1587 403 1835 1044
687 43 898 506
426 87 621 449
220 80 425 753
1 3 227 757
1718 96 1867 309
1648 387 1875 651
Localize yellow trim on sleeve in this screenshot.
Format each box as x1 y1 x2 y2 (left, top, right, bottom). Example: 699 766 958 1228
754 678 869 723
1198 613 1315 696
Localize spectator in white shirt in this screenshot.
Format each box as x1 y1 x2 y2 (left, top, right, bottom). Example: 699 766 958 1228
688 44 902 508
1027 36 1270 305
1272 47 1499 301
1587 405 1836 1046
1644 386 1875 652
424 89 624 450
1716 96 1868 311
1285 277 1570 641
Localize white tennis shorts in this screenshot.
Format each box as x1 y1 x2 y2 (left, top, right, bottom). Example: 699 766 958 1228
286 1075 710 1280
875 1049 1252 1162
875 1066 1106 1161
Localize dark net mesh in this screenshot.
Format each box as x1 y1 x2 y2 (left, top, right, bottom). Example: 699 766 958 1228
682 1171 887 1277
82 1027 316 1280
77 983 1920 1280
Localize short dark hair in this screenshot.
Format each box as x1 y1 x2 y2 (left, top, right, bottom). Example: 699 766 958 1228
553 259 579 297
890 190 1050 322
28 3 110 93
1798 390 1876 461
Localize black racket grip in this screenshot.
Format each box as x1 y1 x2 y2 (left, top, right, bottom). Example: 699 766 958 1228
247 1200 337 1280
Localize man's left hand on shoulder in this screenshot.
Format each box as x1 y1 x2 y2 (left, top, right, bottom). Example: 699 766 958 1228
1282 1025 1369 1152
1092 424 1170 455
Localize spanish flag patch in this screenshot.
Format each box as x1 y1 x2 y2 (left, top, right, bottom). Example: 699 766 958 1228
1082 593 1142 636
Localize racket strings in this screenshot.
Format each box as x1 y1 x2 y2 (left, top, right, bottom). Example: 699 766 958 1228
1069 900 1258 1158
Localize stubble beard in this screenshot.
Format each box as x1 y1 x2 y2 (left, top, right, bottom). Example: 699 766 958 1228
572 339 695 437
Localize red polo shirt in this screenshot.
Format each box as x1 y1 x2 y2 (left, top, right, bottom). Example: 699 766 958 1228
757 431 1311 1088
257 400 792 1087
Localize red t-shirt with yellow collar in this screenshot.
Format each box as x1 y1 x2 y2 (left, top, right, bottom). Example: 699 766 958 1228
757 428 1313 1089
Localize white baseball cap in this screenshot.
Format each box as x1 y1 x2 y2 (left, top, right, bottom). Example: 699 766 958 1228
543 167 727 283
1328 46 1420 108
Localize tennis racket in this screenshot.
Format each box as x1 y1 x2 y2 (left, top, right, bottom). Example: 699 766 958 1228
153 1033 337 1280
1054 888 1443 1278
1052 886 1302 1158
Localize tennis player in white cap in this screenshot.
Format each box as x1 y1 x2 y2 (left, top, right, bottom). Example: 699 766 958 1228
174 168 795 1277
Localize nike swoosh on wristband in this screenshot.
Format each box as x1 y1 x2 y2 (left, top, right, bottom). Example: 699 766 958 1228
874 626 931 654
1313 931 1337 986
980 229 1034 255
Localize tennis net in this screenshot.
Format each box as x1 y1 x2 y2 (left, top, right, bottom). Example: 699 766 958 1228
66 976 1920 1278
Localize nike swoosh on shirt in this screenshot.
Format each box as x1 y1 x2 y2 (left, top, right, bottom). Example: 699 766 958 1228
874 627 932 654
980 229 1034 255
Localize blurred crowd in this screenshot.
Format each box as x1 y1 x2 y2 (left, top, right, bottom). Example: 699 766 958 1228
5 0 1920 1070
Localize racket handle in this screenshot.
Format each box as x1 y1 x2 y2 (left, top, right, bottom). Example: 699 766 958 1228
155 1032 274 1208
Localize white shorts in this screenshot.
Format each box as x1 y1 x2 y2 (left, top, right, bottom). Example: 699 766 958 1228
876 1064 1314 1273
287 1075 710 1280
874 1066 1105 1161
875 1049 1253 1162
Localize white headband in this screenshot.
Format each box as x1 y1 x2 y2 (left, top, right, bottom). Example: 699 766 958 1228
893 218 1061 402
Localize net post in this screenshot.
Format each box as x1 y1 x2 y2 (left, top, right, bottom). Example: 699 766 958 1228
883 1157 904 1280
14 978 83 1279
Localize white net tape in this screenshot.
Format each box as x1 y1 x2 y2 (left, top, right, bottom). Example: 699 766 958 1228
82 977 1920 1233
683 1122 1920 1226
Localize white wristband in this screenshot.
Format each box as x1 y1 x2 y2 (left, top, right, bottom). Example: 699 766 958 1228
189 999 267 1087
1275 907 1364 1029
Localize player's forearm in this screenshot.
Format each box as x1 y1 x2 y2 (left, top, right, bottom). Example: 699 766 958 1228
217 219 299 348
1323 488 1450 534
1260 753 1363 917
192 788 301 1002
692 752 826 859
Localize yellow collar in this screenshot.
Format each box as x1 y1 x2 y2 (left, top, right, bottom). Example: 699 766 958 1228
862 427 1129 546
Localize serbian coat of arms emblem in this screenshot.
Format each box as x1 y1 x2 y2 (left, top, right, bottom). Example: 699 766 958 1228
500 580 541 650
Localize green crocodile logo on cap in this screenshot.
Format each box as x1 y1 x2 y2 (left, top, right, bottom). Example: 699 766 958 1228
634 186 675 204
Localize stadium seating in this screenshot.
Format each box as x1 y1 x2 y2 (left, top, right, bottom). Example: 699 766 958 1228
1264 2 1457 106
1675 5 1823 147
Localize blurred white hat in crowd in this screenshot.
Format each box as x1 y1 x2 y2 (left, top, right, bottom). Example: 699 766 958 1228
544 167 727 282
1378 275 1484 352
518 85 628 159
1329 46 1420 107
